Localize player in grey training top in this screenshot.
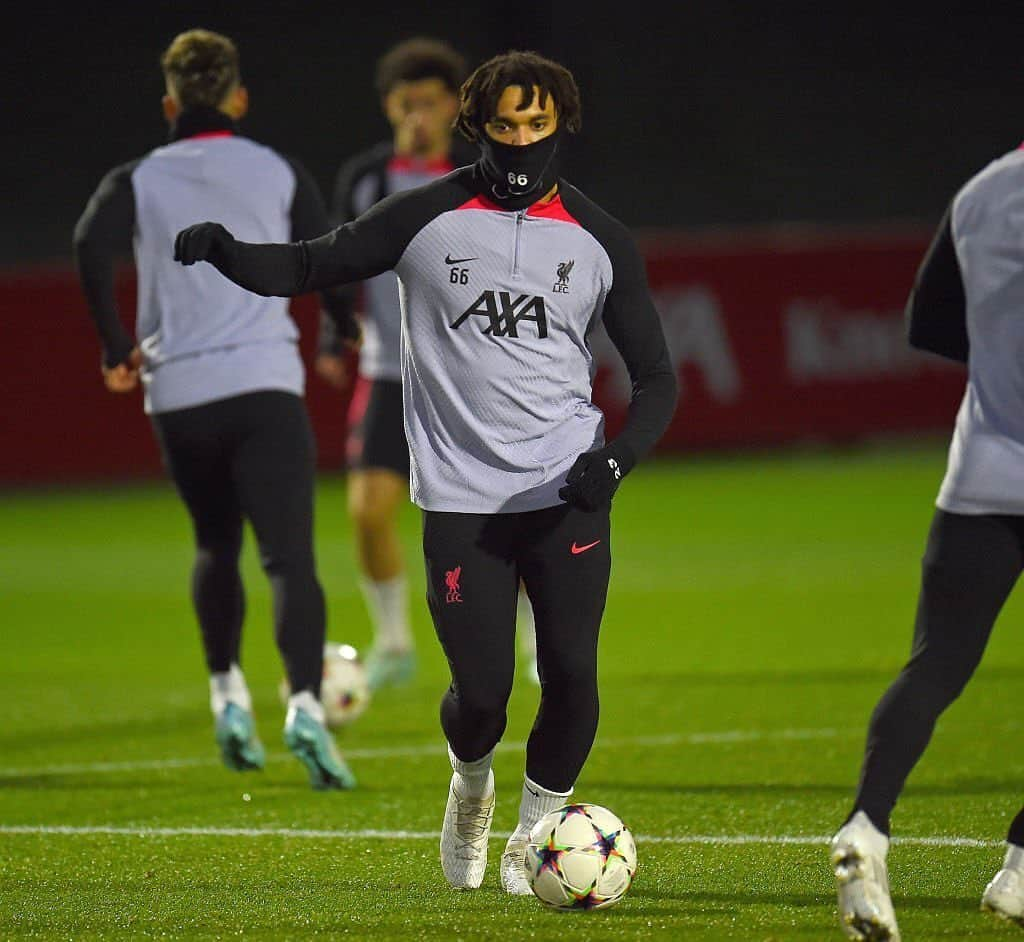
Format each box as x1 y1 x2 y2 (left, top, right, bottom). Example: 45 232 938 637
829 143 1024 938
74 28 356 791
173 50 678 893
314 38 519 693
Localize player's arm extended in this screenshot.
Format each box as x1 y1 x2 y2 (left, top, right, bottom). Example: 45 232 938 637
600 233 679 472
558 231 678 511
73 161 139 369
905 203 968 363
174 188 409 298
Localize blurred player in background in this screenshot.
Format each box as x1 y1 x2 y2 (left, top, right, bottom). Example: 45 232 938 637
73 28 357 790
173 49 677 893
830 144 1024 938
315 37 540 691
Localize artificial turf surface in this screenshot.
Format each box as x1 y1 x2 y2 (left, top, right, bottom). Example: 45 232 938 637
4 442 1024 939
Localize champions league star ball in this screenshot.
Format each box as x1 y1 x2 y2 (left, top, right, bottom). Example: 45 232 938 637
525 803 638 911
278 642 371 728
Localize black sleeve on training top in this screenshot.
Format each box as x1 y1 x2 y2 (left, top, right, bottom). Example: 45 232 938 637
72 160 139 368
906 203 968 364
208 169 475 299
282 154 358 349
560 184 679 471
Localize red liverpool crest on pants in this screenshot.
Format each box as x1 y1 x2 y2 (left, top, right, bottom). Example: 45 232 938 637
445 566 462 604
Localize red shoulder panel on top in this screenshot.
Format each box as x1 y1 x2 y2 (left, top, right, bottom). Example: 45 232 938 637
456 192 581 225
527 195 580 226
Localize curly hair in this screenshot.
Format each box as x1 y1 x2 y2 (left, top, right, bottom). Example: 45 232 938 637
454 50 582 142
161 29 240 110
374 37 467 98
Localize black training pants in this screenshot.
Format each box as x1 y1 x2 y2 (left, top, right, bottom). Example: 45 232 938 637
151 390 325 696
855 508 1024 837
423 503 611 793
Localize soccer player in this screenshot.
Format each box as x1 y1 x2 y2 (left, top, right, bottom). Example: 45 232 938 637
315 38 540 690
173 50 678 890
830 142 1024 938
73 28 357 790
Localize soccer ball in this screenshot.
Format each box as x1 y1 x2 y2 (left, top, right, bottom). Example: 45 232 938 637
525 803 637 910
278 642 371 728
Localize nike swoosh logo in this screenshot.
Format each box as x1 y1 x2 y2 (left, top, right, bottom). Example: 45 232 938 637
525 783 540 798
445 254 479 265
570 540 602 555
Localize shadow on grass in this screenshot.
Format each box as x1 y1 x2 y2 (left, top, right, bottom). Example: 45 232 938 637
0 712 207 753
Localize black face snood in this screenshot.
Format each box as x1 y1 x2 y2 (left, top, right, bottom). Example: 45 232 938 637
478 130 562 210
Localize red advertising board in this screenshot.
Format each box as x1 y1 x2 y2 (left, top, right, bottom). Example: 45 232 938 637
597 225 965 448
0 226 965 486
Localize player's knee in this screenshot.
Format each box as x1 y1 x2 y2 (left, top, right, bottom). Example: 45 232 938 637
887 658 973 719
195 535 241 567
259 544 316 579
442 685 508 755
539 647 598 690
449 679 511 723
349 491 395 531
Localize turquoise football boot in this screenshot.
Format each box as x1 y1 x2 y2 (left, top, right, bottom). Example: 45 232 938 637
215 702 266 772
365 648 417 691
284 706 357 790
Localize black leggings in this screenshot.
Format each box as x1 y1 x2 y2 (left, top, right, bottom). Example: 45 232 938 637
151 390 325 696
854 509 1024 838
423 504 611 793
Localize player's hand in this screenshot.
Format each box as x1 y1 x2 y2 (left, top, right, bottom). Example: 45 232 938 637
102 347 142 393
558 445 630 511
315 353 351 391
174 222 234 266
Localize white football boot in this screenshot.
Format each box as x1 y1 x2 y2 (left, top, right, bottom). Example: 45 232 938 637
500 835 532 895
439 770 495 889
501 776 573 895
982 844 1024 925
830 811 901 941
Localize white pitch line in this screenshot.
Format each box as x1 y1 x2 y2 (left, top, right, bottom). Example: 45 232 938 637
0 727 852 780
0 825 1001 848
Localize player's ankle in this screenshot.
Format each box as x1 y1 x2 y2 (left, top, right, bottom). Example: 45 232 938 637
449 745 494 798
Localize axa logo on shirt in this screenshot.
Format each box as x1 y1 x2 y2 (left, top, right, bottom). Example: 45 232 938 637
450 290 549 339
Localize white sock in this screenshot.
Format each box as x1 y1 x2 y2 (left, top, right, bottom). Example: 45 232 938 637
448 744 494 799
209 663 251 715
512 775 573 839
1005 844 1024 870
846 810 889 857
361 575 413 653
287 689 325 726
516 586 537 661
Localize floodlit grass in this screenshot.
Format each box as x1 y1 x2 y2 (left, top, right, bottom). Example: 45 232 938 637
4 442 1024 939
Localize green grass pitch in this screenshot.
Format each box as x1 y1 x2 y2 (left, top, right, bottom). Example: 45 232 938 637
4 442 1024 939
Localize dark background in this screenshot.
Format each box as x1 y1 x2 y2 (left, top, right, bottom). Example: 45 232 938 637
5 2 1023 265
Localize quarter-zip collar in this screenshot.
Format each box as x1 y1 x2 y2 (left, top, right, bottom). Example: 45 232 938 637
169 106 239 143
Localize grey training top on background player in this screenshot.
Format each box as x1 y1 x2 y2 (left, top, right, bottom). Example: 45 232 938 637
906 146 1024 516
319 145 470 381
74 109 352 414
174 164 677 513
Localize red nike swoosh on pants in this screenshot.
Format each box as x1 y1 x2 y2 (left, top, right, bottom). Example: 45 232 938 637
570 540 601 555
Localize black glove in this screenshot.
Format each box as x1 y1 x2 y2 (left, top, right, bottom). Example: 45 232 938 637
174 222 235 267
558 443 634 511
